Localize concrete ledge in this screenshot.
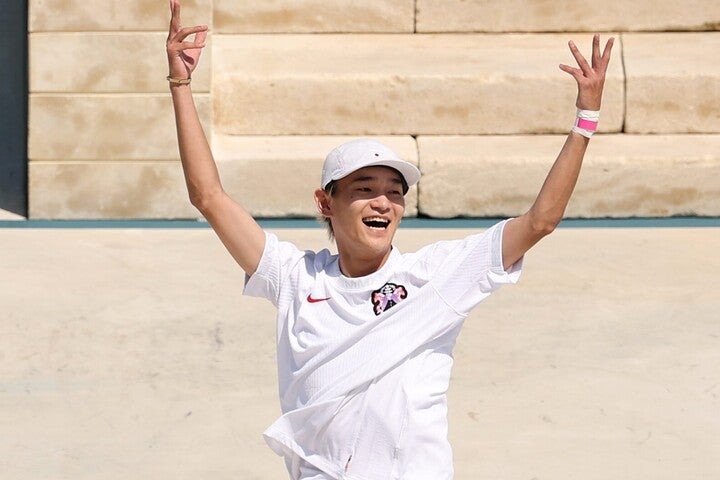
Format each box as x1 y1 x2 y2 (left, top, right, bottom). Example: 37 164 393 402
28 94 212 161
416 0 720 32
624 33 720 133
417 134 720 218
29 33 211 93
28 161 196 219
28 0 213 32
214 0 414 33
212 34 624 135
30 134 720 220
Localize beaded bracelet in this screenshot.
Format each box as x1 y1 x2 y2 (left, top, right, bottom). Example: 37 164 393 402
167 75 191 85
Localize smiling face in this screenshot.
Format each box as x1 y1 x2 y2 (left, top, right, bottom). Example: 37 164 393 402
314 166 406 277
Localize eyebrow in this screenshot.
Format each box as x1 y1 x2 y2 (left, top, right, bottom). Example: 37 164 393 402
352 175 403 184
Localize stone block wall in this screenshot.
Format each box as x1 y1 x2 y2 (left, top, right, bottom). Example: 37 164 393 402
27 1 720 219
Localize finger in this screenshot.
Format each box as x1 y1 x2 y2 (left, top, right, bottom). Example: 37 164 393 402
177 39 206 51
593 37 615 75
559 63 584 82
172 25 208 43
180 40 206 50
168 41 206 59
601 37 615 63
592 34 600 69
568 40 592 77
195 30 208 45
169 0 181 32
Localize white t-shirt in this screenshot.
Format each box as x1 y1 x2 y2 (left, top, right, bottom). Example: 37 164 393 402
244 220 522 480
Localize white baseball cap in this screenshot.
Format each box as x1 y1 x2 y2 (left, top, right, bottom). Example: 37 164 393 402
320 139 421 191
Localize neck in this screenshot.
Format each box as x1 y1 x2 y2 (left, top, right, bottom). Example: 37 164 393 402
337 246 392 278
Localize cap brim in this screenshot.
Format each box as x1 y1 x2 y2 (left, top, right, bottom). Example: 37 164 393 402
340 159 421 188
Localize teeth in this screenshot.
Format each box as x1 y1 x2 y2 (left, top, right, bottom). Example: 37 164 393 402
363 217 390 229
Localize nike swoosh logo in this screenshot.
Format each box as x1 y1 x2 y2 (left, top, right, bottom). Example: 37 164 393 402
307 294 331 303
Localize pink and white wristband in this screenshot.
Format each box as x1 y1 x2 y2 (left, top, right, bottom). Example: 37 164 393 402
572 109 600 138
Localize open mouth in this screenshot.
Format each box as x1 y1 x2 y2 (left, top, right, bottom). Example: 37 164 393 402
362 217 390 230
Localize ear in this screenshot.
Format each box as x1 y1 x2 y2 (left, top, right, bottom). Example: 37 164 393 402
314 188 332 218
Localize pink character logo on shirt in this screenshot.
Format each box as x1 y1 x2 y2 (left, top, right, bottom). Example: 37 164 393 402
371 282 408 316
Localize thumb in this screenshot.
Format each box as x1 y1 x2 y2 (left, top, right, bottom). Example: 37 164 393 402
195 30 208 46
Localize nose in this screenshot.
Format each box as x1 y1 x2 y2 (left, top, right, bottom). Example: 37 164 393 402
370 193 391 211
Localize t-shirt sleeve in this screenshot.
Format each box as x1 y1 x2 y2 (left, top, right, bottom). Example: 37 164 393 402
243 231 305 307
426 219 522 315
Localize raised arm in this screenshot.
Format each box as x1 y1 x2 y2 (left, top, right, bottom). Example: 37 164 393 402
502 34 614 270
166 0 265 275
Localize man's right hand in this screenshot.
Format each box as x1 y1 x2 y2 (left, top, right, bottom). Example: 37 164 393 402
166 0 208 81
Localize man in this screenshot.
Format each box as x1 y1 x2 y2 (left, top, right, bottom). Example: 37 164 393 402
166 1 613 478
